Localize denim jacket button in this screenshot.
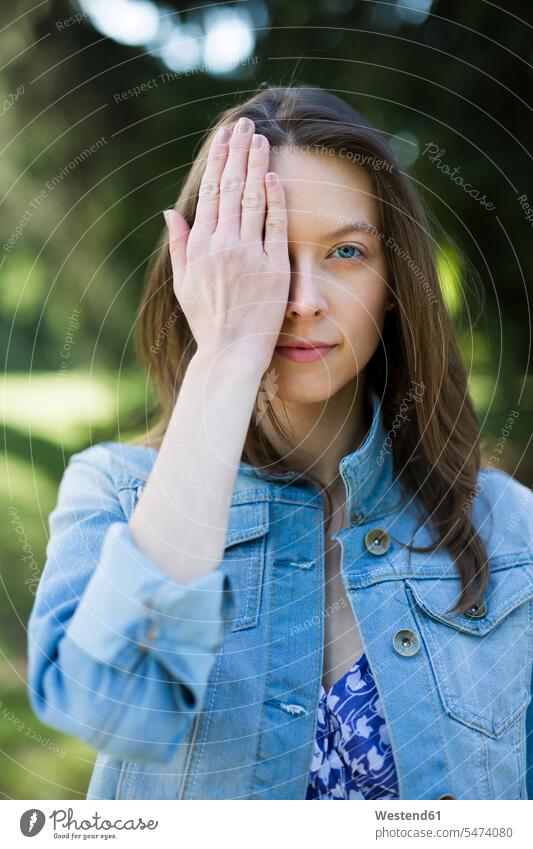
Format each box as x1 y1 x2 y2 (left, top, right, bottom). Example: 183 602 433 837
464 600 487 619
437 794 456 799
393 628 420 656
364 528 391 555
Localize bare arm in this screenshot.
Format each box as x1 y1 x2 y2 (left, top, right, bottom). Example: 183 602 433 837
129 118 290 583
128 349 264 582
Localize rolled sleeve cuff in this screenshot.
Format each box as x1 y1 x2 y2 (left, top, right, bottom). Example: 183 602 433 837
66 522 236 687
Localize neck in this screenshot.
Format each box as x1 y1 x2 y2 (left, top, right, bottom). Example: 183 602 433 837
260 378 372 490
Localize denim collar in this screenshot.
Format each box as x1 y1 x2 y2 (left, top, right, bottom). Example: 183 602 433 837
240 390 401 524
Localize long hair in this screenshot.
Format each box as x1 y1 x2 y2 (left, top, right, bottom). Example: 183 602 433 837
135 84 488 616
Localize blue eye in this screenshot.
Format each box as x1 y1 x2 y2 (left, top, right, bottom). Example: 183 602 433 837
330 243 365 261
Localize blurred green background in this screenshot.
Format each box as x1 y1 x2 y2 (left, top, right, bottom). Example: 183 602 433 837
1 0 531 799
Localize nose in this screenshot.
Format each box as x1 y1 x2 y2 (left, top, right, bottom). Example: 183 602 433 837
284 267 328 320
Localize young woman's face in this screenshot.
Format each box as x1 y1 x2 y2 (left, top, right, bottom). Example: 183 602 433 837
267 149 391 403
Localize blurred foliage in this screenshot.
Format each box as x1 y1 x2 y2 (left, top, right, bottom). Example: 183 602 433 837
0 0 531 799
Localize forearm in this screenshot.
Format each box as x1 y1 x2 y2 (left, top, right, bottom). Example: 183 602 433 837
129 347 264 583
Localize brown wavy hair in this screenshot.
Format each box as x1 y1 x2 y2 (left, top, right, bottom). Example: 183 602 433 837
134 84 488 616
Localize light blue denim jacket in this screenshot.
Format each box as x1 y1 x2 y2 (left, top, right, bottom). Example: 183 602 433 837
27 392 533 800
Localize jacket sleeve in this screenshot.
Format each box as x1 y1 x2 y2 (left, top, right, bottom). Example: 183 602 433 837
527 640 533 799
26 444 236 763
524 484 533 799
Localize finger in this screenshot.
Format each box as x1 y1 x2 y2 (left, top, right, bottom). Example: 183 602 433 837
190 126 231 241
215 116 255 242
164 209 190 291
263 172 288 259
240 134 269 248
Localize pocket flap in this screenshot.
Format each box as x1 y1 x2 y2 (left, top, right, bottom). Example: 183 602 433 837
406 562 533 636
131 483 270 550
225 499 270 549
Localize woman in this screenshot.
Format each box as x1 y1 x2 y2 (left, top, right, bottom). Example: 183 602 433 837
27 85 533 800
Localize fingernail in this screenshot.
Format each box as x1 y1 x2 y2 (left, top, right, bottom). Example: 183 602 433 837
252 134 264 150
217 126 231 144
163 209 172 227
266 172 277 187
237 116 253 134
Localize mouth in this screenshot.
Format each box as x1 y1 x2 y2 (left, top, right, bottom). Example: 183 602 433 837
275 338 337 349
274 342 338 363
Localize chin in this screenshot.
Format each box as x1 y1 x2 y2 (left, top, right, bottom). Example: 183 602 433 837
269 374 344 405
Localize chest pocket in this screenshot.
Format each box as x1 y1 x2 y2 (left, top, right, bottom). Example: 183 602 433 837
127 483 270 633
223 499 270 631
406 561 533 738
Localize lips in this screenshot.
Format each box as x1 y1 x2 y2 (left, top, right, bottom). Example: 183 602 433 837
275 339 336 349
274 343 337 363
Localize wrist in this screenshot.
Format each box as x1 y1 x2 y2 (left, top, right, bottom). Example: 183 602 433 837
191 344 269 381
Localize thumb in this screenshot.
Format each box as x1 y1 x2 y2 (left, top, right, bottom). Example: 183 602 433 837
163 208 190 280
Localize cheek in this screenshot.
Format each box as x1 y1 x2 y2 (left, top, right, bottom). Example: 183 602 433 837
337 276 390 349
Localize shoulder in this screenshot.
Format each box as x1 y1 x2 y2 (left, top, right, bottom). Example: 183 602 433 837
64 440 158 487
472 466 533 561
49 441 158 532
475 466 532 518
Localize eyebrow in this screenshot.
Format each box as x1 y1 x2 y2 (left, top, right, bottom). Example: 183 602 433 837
324 222 382 240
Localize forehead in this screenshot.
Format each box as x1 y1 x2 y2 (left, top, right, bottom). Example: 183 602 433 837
268 149 379 230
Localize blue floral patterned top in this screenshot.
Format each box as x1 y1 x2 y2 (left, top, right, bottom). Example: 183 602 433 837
306 650 399 799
